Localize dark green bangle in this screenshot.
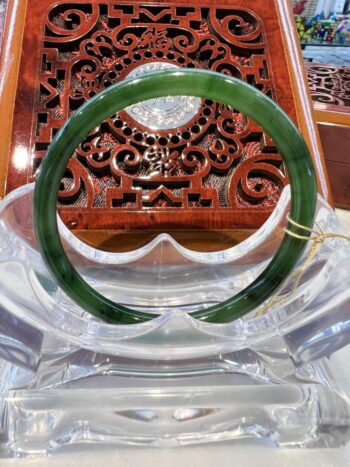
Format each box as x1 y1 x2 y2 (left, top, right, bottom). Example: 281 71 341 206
34 69 317 325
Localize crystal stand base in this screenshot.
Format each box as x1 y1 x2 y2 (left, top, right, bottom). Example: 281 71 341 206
1 347 349 457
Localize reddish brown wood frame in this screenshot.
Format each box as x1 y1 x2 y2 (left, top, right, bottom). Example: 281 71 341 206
306 63 350 209
0 0 330 250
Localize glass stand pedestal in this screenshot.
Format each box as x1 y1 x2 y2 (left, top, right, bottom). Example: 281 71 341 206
1 343 349 456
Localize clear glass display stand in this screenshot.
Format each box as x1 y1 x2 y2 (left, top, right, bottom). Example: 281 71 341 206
0 184 350 457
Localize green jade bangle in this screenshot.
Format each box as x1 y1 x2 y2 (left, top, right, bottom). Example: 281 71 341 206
34 69 317 325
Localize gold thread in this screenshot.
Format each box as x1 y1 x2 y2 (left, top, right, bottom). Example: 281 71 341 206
255 214 350 317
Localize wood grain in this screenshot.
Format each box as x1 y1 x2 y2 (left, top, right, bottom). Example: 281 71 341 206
0 0 27 198
306 63 350 209
318 124 350 209
275 0 331 203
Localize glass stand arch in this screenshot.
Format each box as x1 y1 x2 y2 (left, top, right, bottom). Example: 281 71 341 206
0 183 349 456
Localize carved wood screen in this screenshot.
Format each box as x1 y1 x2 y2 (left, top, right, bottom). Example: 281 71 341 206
307 64 350 112
1 0 329 238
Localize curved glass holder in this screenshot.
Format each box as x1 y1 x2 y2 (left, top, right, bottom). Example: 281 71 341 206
0 183 349 456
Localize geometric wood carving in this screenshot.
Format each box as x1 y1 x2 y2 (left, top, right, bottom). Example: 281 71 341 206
33 4 286 212
4 0 327 234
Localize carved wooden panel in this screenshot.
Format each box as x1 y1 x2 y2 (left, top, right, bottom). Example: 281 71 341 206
4 0 329 233
307 64 350 112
